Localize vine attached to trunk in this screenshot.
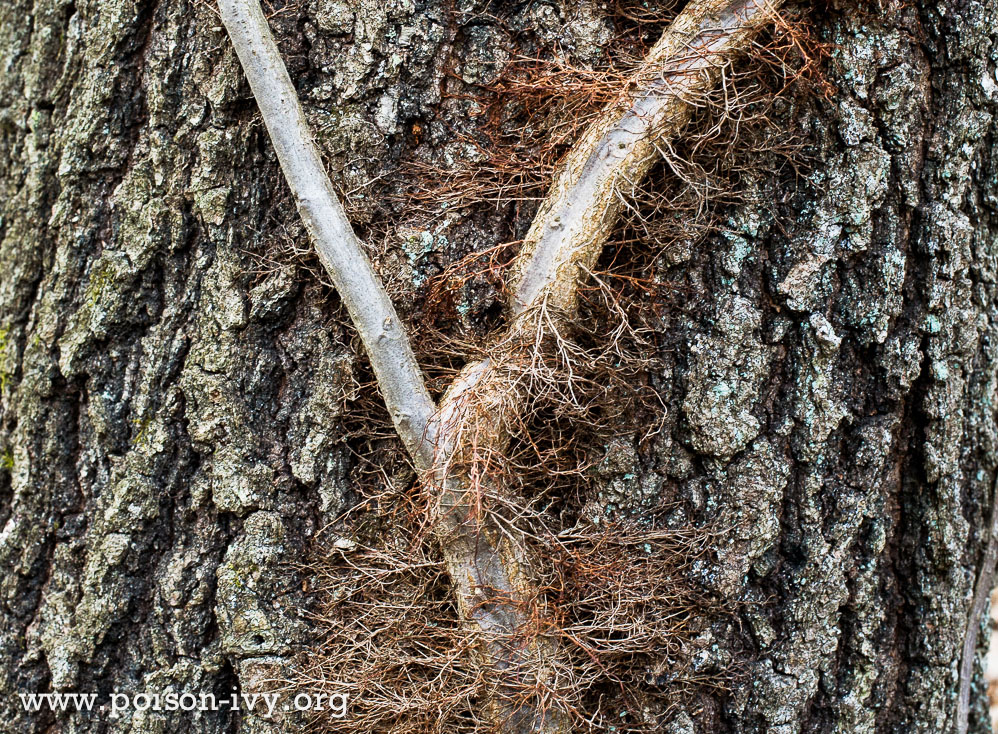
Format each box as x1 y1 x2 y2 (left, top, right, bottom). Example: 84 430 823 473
217 0 783 730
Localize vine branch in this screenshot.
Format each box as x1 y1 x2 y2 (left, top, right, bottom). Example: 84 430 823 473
217 0 438 469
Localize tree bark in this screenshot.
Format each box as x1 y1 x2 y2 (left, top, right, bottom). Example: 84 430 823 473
0 1 995 733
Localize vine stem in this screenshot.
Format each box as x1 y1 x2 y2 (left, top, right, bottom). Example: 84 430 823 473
219 0 783 730
956 473 998 734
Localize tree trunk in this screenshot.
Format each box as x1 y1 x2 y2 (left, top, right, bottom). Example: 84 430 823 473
0 1 995 733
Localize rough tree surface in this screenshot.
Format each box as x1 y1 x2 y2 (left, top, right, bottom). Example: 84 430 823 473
0 1 996 733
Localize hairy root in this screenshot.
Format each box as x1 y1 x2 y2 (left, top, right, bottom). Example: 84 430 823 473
296 511 724 733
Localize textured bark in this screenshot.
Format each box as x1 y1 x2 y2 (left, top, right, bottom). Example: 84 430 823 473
0 2 996 734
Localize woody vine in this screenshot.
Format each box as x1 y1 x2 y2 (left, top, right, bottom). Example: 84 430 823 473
217 0 784 731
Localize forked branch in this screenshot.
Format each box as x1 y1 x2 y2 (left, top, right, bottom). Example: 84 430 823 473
219 0 783 730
